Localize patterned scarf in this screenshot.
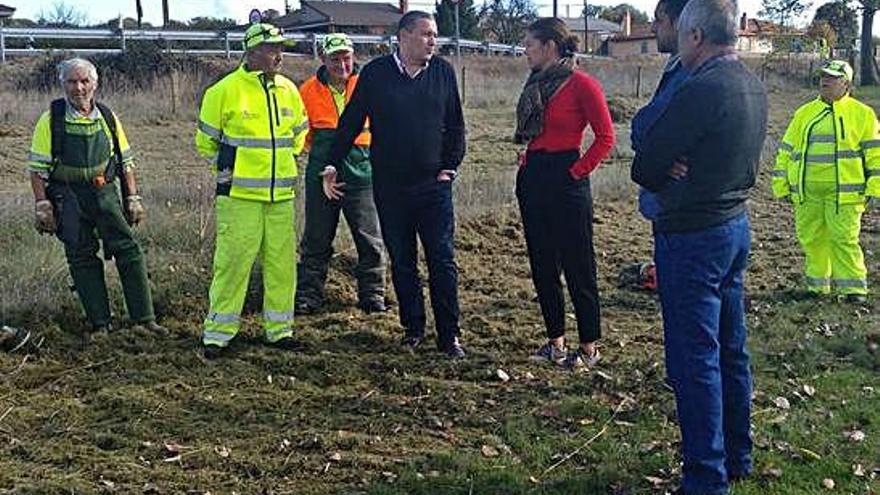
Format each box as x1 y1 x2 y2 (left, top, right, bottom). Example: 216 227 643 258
514 59 574 144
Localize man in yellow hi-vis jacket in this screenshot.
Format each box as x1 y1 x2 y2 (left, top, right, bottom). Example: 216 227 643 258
196 22 309 358
773 60 880 303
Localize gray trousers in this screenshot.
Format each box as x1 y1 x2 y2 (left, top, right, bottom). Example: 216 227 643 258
296 180 386 305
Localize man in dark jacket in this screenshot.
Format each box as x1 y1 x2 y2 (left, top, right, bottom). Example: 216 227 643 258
631 0 768 492
325 11 466 358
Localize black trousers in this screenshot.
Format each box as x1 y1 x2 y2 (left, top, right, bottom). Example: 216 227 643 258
516 150 601 344
373 177 460 345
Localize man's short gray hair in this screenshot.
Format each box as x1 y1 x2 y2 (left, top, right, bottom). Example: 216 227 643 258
57 58 98 85
677 0 738 46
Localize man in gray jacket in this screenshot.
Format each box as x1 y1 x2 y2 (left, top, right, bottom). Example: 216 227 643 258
631 0 768 493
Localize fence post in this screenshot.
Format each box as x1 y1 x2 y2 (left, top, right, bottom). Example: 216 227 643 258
483 40 490 56
461 65 467 106
120 26 126 52
807 60 814 87
0 20 5 64
310 33 318 59
224 31 230 59
636 65 642 98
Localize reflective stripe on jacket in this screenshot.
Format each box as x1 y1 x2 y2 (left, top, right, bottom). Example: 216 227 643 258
196 65 308 203
773 95 880 204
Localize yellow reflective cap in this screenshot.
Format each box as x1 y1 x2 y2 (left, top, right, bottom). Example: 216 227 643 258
243 23 294 51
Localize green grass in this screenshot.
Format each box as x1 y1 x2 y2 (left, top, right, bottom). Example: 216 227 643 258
0 62 878 494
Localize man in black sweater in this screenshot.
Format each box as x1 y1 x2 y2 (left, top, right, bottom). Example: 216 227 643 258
631 0 767 493
325 11 466 358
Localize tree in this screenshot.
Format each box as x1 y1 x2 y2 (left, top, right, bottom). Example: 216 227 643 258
759 0 812 26
857 0 879 85
596 4 649 24
436 0 481 39
480 0 537 45
187 16 238 31
38 1 88 27
584 4 606 18
812 1 857 48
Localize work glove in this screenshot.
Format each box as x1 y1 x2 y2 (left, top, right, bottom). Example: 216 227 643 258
34 199 56 234
125 195 146 226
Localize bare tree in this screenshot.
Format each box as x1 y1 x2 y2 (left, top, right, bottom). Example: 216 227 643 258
759 0 812 26
38 1 88 27
480 0 538 45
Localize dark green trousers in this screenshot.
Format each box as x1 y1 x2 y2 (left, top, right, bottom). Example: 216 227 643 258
48 181 155 327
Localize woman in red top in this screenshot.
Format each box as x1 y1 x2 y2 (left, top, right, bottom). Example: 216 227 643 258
515 17 615 369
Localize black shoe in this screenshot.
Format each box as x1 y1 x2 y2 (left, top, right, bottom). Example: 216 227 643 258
294 300 320 316
269 336 303 351
357 299 387 314
844 294 868 305
440 338 466 359
400 332 424 350
203 344 225 360
93 323 113 333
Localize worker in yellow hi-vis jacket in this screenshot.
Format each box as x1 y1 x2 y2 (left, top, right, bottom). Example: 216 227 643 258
195 22 308 358
773 60 880 304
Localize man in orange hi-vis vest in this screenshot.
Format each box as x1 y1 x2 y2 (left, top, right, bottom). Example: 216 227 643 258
296 33 386 316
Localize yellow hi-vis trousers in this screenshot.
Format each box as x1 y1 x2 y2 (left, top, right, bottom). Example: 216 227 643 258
794 181 868 295
203 196 296 346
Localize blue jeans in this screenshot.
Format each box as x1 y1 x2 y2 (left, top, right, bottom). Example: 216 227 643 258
373 178 460 344
654 213 753 495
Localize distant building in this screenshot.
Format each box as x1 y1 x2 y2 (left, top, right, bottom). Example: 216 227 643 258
736 14 784 54
559 16 621 54
606 11 657 57
277 0 407 35
0 4 15 22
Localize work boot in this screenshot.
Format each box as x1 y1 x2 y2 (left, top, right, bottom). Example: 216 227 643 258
131 321 169 336
357 299 388 314
294 299 320 316
844 294 868 305
269 336 304 351
203 343 225 360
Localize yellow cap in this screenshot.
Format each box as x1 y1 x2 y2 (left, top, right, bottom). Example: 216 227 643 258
321 33 354 55
819 60 853 82
243 23 293 51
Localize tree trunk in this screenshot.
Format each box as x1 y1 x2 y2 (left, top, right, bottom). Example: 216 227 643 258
860 6 875 85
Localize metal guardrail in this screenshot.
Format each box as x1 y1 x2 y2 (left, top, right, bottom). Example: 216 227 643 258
0 27 525 62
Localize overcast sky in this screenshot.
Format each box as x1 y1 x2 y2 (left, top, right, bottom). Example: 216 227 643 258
6 0 823 29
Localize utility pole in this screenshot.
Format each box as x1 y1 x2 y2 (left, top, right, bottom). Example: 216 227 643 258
553 0 558 18
583 0 589 53
162 0 169 28
453 0 461 61
135 0 143 29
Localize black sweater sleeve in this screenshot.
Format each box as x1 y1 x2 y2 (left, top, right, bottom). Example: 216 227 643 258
631 80 712 191
441 64 466 169
328 65 371 168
